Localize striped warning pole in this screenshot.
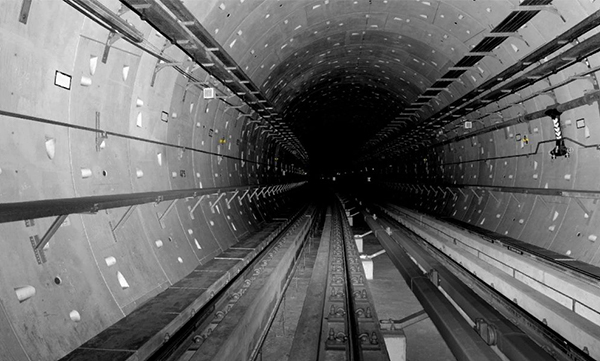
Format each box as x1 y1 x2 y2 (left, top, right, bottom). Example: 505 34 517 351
545 108 569 159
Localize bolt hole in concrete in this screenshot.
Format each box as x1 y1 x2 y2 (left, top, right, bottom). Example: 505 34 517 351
54 277 61 285
577 232 582 237
102 170 107 177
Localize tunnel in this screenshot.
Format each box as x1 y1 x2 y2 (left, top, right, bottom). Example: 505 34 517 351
2 0 600 360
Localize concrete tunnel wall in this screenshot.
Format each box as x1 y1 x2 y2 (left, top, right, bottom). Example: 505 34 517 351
0 1 303 359
2 0 600 360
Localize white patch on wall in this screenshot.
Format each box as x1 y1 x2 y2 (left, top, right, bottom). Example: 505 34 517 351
117 271 129 289
45 138 56 160
89 56 98 75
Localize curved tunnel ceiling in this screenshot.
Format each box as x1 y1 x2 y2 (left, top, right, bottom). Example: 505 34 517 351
192 0 519 171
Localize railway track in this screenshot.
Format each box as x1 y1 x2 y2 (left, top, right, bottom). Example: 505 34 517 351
288 197 389 361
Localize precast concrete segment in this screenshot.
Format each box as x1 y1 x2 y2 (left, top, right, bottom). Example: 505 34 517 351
188 207 315 361
382 204 600 360
289 209 332 361
369 210 555 361
361 212 503 361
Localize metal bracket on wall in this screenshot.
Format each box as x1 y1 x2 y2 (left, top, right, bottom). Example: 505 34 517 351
18 0 33 24
30 214 69 264
380 310 428 331
487 190 500 204
226 190 239 209
536 195 550 210
182 80 207 103
446 187 457 200
95 111 108 151
157 199 178 228
109 205 137 232
210 193 226 213
102 31 122 64
238 189 250 205
225 105 244 112
470 188 483 204
573 198 593 223
237 112 254 119
188 195 205 220
151 61 193 87
509 193 522 207
488 31 529 47
457 188 468 200
248 188 260 202
520 4 565 23
539 91 558 104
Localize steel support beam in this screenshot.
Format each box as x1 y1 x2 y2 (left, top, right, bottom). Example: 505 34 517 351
0 182 307 224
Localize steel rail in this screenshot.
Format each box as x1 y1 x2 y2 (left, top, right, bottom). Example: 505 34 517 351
333 203 362 361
